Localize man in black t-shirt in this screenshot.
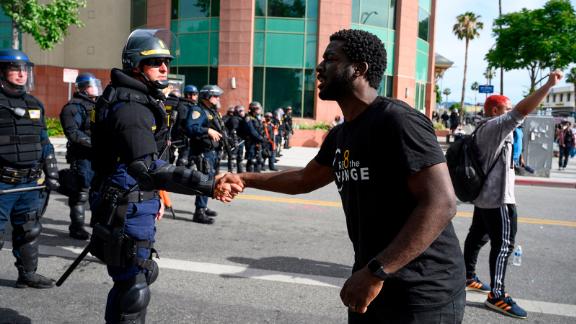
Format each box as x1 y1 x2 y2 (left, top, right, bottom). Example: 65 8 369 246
219 29 465 323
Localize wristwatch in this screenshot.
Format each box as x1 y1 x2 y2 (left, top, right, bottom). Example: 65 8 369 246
367 258 390 281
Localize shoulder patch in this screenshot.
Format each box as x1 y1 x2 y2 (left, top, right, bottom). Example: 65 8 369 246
28 109 41 119
192 111 201 120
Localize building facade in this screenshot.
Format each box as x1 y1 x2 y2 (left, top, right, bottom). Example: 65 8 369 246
544 85 576 118
2 0 437 124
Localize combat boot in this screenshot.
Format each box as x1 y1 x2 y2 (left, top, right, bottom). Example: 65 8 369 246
69 204 90 240
205 208 218 217
15 271 54 289
192 208 214 225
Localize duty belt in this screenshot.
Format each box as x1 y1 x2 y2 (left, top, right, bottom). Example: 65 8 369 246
0 165 42 184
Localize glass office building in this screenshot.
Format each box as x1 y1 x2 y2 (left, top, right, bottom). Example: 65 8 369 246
135 0 436 121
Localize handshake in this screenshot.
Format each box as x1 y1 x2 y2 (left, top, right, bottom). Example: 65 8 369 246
212 173 245 202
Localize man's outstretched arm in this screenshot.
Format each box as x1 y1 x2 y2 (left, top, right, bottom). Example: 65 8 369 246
515 70 562 117
221 159 334 195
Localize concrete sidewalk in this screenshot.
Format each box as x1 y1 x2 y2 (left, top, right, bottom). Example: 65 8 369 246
50 136 576 189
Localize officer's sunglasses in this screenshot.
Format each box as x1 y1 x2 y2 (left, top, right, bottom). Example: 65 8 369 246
144 58 171 68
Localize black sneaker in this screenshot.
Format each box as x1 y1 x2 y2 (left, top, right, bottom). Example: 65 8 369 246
485 292 528 319
15 272 55 289
466 275 491 293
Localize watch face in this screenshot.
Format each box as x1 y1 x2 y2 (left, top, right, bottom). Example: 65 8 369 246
368 259 388 280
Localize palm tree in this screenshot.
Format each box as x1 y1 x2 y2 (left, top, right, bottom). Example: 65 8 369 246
443 88 451 105
483 67 494 85
453 12 484 119
471 81 479 106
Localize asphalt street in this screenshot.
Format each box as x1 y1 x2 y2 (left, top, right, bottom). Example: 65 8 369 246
0 167 575 323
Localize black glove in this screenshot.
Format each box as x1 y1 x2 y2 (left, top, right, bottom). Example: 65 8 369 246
43 153 60 190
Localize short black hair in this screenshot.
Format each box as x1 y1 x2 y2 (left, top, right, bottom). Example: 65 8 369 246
329 29 386 89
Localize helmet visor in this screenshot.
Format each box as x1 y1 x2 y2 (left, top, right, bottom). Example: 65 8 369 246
80 78 102 97
4 62 34 92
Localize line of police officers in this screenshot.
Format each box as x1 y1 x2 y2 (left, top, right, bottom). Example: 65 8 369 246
0 29 245 323
0 27 292 323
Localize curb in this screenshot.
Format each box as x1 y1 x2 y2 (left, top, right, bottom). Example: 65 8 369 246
515 178 576 189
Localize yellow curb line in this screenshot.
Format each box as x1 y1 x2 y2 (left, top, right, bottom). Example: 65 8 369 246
236 195 576 228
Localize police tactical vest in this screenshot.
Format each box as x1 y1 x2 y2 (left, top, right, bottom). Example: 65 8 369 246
67 96 93 135
91 85 166 177
0 91 44 167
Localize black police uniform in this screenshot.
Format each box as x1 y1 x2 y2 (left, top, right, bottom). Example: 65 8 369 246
59 91 95 239
90 67 215 323
223 112 244 173
0 76 59 288
244 113 265 172
164 93 194 165
282 112 293 149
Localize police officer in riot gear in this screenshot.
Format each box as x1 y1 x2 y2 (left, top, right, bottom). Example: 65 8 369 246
244 102 266 172
90 29 239 323
282 106 294 149
59 72 101 240
0 49 59 288
262 112 279 171
184 85 227 224
223 106 244 173
169 84 198 167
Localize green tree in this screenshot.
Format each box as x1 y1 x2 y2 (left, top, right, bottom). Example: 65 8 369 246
471 81 479 105
1 0 86 50
435 84 442 104
566 66 576 108
486 0 576 93
442 87 451 104
453 12 484 117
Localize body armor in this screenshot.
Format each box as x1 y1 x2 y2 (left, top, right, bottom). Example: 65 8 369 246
0 92 44 168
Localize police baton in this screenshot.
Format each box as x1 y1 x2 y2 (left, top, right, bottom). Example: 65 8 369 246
56 242 92 287
0 185 46 195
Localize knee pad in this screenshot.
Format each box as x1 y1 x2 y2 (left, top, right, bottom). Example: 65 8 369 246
145 260 159 285
119 274 151 319
12 211 41 242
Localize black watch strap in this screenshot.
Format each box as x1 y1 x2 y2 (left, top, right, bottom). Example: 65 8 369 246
367 258 390 281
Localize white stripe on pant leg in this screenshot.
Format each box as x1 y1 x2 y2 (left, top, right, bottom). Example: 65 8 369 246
494 205 512 297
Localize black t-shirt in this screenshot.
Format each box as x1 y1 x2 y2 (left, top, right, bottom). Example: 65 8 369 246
315 97 465 310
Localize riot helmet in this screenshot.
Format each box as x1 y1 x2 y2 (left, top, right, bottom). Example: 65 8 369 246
184 84 198 95
122 29 174 89
198 85 223 100
199 85 223 109
248 101 262 116
75 72 102 98
0 49 34 94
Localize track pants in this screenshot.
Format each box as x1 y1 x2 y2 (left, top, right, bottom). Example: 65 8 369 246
463 204 517 298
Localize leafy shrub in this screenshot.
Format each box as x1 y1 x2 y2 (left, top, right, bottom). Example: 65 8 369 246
295 122 331 131
433 121 446 131
46 117 64 136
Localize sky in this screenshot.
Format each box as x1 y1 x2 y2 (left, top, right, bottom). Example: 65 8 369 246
434 0 576 106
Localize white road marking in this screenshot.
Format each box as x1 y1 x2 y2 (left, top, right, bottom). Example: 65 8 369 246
2 244 576 318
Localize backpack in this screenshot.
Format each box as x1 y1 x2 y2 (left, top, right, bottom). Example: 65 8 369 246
445 124 502 202
565 129 575 146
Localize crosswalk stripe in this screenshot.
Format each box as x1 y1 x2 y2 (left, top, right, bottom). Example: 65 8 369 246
2 244 576 318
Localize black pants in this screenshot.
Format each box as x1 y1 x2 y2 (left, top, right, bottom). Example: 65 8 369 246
464 204 517 298
348 289 465 324
559 145 572 168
